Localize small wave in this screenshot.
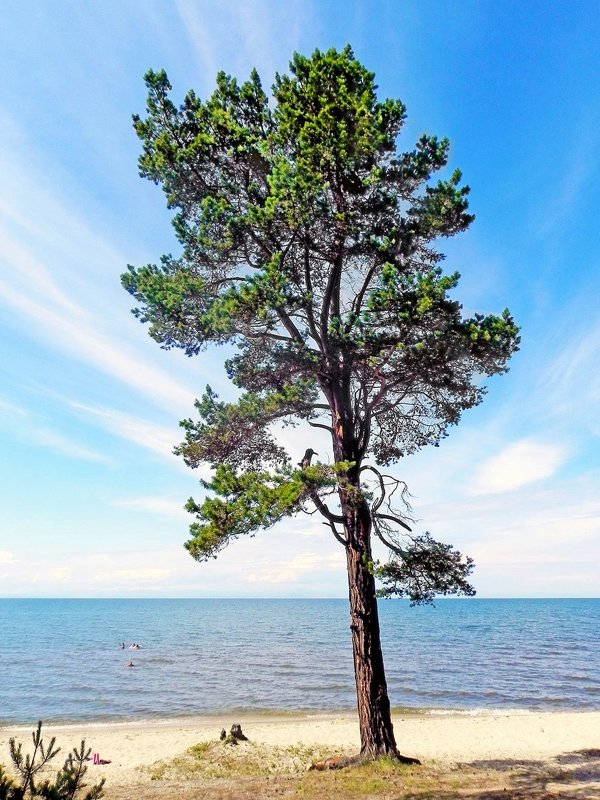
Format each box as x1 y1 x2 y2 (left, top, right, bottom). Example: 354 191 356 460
425 707 532 717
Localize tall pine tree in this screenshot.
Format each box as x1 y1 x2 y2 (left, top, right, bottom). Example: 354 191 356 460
123 47 519 762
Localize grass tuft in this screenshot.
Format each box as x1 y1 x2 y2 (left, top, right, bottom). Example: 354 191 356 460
147 739 339 781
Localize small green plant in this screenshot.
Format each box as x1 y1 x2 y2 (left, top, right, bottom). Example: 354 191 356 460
0 722 104 800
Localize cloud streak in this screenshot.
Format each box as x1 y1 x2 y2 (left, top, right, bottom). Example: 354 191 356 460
0 274 195 415
247 551 346 585
113 496 189 517
176 0 312 92
0 135 199 416
469 439 567 496
0 394 111 463
69 402 182 462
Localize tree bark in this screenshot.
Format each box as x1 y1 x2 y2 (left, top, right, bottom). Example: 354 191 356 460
344 500 393 755
341 480 420 763
330 389 419 763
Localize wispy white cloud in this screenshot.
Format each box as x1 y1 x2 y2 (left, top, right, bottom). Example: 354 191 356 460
535 116 600 240
0 139 127 283
1 3 598 601
0 134 200 416
7 550 179 593
0 396 27 418
113 496 189 517
400 470 600 597
34 427 113 464
0 394 111 463
247 551 345 585
469 439 566 496
175 0 221 90
69 402 181 462
535 318 600 435
222 0 312 81
176 0 312 92
467 510 600 565
0 226 84 319
412 467 599 555
0 276 195 414
91 566 173 585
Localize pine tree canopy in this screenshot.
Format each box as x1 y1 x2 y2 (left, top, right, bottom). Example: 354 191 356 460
123 46 519 603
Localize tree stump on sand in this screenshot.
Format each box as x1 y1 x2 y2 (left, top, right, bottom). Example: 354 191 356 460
220 723 249 746
230 724 248 741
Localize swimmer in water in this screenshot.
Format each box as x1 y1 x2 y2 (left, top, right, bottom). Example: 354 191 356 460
126 661 135 667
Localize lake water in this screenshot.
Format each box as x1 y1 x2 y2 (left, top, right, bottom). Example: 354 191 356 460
0 598 598 725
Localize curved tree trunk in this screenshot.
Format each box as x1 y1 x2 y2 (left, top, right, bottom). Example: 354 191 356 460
343 498 417 761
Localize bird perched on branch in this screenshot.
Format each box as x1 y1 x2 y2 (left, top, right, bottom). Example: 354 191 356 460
298 448 318 468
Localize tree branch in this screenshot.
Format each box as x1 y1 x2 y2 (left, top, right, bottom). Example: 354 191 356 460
303 241 323 348
372 519 409 557
323 521 347 546
360 464 387 514
307 487 344 523
373 512 412 532
308 420 334 433
276 307 305 344
320 244 344 345
348 259 378 331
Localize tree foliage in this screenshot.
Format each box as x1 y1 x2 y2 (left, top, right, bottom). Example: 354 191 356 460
0 722 105 800
123 45 519 602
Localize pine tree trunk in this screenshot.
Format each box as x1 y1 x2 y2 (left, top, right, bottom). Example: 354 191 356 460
331 396 419 764
336 478 419 764
344 499 406 758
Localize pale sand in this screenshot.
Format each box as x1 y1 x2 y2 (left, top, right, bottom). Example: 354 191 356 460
1 710 599 785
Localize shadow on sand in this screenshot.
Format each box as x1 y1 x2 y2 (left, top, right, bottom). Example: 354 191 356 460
424 748 600 800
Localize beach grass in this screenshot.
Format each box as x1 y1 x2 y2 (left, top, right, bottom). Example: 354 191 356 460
121 739 600 800
146 739 338 780
106 759 559 800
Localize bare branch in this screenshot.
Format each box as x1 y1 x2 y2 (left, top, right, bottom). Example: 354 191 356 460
372 519 409 557
373 511 412 532
360 464 387 514
308 420 334 433
306 487 344 524
276 307 305 344
323 521 347 547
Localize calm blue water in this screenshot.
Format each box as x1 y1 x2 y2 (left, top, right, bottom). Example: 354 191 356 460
0 598 598 725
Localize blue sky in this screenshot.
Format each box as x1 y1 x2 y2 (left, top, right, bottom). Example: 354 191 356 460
1 0 599 598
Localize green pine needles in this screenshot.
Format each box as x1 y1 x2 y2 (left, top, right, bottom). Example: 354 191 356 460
123 46 518 603
0 722 105 800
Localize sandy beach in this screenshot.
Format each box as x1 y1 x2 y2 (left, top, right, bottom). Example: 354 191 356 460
2 710 600 798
